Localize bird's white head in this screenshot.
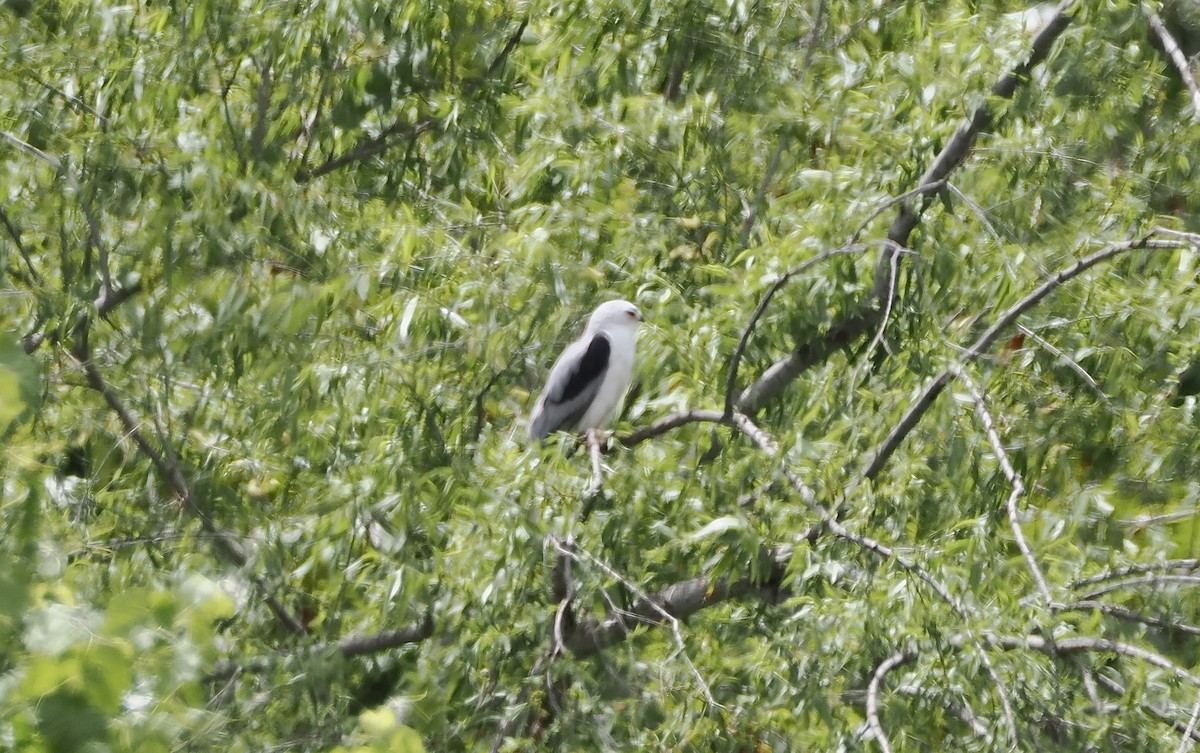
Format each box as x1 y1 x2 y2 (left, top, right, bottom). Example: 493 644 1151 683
586 299 642 333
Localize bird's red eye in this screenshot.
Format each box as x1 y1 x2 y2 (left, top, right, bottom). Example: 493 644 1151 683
626 310 638 319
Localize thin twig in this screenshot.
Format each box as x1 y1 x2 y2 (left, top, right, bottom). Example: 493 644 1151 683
1 131 62 169
0 205 40 282
867 648 916 753
1145 6 1200 119
252 56 273 163
1093 673 1200 744
72 341 307 635
26 72 111 129
1016 324 1114 409
730 412 1020 744
1059 600 1200 637
1077 574 1200 602
1071 559 1200 588
957 368 1052 602
295 118 438 182
487 15 529 75
559 541 719 709
724 244 877 416
1177 693 1200 753
563 544 793 656
738 136 787 247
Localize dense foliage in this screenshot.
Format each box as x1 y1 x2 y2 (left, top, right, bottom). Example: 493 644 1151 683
3 0 1200 750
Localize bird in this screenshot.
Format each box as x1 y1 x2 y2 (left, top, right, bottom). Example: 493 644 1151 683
528 299 643 441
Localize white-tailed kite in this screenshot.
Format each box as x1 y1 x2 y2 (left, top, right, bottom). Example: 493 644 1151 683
528 299 642 441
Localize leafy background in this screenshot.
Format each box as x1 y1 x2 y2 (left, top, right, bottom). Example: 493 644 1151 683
2 0 1200 750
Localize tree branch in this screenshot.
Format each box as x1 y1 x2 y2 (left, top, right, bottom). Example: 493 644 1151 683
957 368 1052 602
72 335 308 635
487 15 529 75
860 234 1191 481
1057 600 1200 637
1092 672 1200 744
563 545 791 657
1145 6 1200 119
295 117 438 183
252 56 273 163
735 1 1075 414
208 614 434 681
866 648 917 753
988 633 1200 687
1076 574 1200 602
1070 559 1200 589
618 408 730 447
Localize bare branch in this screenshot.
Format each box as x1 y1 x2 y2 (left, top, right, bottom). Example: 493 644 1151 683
1071 560 1200 589
867 648 917 753
487 15 529 75
1093 673 1200 744
861 235 1191 481
618 409 729 447
295 118 438 183
1058 600 1200 637
1077 574 1200 602
72 342 307 636
990 633 1200 687
736 2 1075 414
1016 324 1114 409
1178 693 1200 753
957 368 1052 602
563 545 790 657
1 130 62 169
1145 7 1200 119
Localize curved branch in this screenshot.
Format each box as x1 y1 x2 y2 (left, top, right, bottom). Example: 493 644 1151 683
295 118 438 183
564 546 792 657
958 369 1052 602
1145 7 1200 119
860 234 1191 481
736 1 1076 414
867 648 917 753
990 634 1200 687
1077 574 1200 602
617 408 729 448
1071 559 1200 589
74 341 308 636
1057 600 1200 637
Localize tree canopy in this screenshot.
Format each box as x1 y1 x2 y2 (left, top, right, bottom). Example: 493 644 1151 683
3 0 1200 750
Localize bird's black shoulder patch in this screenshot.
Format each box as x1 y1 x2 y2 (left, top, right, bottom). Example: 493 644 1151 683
559 333 610 403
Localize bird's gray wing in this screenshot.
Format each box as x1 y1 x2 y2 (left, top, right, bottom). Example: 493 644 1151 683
529 332 611 440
